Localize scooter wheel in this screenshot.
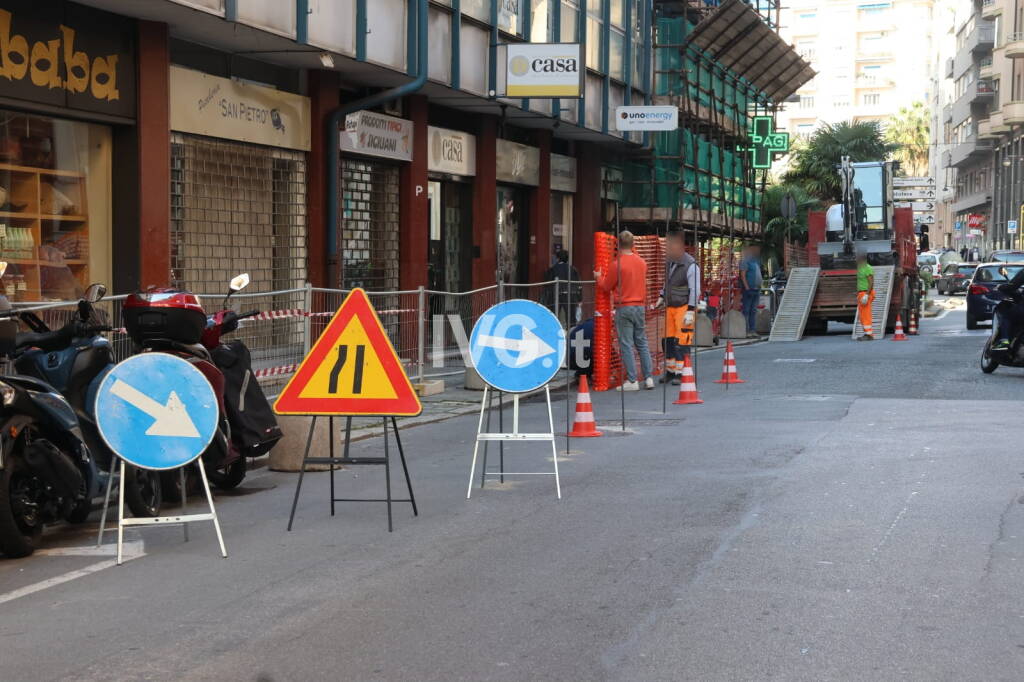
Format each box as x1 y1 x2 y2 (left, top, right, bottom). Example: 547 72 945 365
981 343 1000 374
207 456 246 490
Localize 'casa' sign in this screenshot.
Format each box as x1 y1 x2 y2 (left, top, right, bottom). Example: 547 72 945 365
0 1 136 119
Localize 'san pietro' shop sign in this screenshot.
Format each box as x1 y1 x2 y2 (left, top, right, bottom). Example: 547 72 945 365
170 66 311 151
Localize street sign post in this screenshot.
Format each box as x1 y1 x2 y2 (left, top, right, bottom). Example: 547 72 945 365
466 300 567 499
94 353 225 564
892 177 935 187
1009 220 1018 235
280 288 419 533
893 188 936 200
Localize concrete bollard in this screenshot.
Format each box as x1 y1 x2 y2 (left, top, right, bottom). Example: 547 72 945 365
720 309 747 339
695 312 714 347
269 415 340 472
464 365 486 390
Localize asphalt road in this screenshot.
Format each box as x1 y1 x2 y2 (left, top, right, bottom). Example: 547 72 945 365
4 294 1024 681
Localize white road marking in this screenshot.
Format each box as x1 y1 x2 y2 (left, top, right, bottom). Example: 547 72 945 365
774 358 816 363
0 541 145 606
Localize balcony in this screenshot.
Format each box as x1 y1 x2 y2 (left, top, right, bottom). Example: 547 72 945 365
953 21 995 77
855 74 895 88
952 190 991 213
980 56 994 77
1007 32 1024 58
946 57 955 78
1004 100 1024 124
948 136 994 167
982 0 1001 18
951 79 996 125
979 118 996 138
944 103 953 123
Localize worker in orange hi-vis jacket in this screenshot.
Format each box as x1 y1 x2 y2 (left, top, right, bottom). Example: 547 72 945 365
856 252 875 341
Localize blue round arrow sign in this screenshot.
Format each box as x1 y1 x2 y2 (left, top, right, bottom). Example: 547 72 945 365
469 299 566 393
95 353 220 470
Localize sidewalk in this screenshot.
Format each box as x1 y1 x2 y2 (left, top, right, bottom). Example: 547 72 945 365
339 335 768 443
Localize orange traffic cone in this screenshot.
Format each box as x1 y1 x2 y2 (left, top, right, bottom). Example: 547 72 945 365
714 342 745 384
672 355 703 405
568 375 602 438
892 315 907 341
908 311 919 335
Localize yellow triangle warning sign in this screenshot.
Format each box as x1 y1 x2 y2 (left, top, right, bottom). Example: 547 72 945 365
274 289 422 416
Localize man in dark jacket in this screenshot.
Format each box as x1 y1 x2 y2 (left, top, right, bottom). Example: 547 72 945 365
655 232 700 384
542 250 582 326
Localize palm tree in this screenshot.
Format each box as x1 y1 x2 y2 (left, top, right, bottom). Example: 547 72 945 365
884 101 930 176
761 183 820 273
782 120 897 201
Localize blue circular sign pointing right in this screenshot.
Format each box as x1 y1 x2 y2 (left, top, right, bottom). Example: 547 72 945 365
469 299 566 393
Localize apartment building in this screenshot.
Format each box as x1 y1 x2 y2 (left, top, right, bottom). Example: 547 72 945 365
777 0 935 139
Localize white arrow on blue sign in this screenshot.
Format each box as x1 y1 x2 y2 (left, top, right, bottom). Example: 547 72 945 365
470 300 566 393
95 353 219 470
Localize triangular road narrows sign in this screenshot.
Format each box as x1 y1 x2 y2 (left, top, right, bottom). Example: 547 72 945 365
274 288 422 416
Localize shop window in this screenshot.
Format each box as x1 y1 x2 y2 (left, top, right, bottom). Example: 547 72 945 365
340 158 400 292
0 111 111 302
610 29 625 80
561 1 579 42
587 16 602 70
169 133 307 296
531 0 551 41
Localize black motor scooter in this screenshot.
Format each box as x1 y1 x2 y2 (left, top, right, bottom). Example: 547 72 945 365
981 283 1024 373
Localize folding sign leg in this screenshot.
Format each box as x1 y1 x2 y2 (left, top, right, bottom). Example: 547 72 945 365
383 417 393 533
181 466 189 543
96 457 117 547
467 386 490 499
287 416 318 531
481 386 493 489
117 459 126 566
196 457 228 559
546 385 562 500
329 415 336 517
391 417 418 517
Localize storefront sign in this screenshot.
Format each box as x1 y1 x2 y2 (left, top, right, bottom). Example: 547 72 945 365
340 110 413 162
496 139 539 186
428 126 476 177
601 166 624 202
502 43 583 98
615 106 678 131
967 213 985 230
550 154 577 193
170 66 310 151
0 1 136 119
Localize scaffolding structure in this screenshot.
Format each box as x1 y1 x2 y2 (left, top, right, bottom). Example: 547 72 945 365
619 0 812 312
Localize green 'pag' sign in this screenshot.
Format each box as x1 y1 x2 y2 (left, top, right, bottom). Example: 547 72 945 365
737 116 789 169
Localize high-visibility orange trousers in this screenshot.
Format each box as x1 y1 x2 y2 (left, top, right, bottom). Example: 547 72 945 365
857 289 875 337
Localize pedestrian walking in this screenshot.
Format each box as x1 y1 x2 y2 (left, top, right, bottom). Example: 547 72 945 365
856 252 875 341
595 230 655 391
656 231 700 385
541 249 582 327
739 244 762 338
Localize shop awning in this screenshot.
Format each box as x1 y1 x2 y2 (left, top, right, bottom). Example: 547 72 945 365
687 0 815 102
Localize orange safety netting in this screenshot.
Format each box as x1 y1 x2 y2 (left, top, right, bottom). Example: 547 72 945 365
593 234 744 391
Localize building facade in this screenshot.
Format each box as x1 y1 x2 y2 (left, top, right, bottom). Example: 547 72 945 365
0 0 806 306
777 0 935 139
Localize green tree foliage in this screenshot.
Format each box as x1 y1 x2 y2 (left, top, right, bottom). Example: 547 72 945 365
782 121 897 201
884 101 930 177
760 183 821 273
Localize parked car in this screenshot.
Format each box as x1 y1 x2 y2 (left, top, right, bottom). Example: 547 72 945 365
966 263 1024 329
936 262 978 295
917 252 941 278
988 250 1024 263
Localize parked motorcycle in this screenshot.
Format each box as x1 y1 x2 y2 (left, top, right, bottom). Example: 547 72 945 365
123 274 281 497
12 283 163 521
0 278 108 557
981 282 1024 374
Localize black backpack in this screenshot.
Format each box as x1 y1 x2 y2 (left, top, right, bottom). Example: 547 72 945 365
212 340 283 457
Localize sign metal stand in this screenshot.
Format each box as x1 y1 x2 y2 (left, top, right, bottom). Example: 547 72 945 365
467 385 560 499
286 415 417 532
98 457 226 565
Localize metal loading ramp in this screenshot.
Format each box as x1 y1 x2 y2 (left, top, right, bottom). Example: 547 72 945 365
769 267 820 342
852 265 895 339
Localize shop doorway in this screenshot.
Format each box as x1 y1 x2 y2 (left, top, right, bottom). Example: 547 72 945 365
497 185 530 284
427 180 473 292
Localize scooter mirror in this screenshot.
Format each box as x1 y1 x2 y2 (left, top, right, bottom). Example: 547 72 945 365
84 283 107 303
229 273 250 292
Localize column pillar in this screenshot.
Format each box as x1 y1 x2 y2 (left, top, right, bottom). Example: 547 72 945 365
472 116 498 288
306 70 340 288
137 21 170 288
400 95 430 289
573 143 602 280
529 130 552 282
